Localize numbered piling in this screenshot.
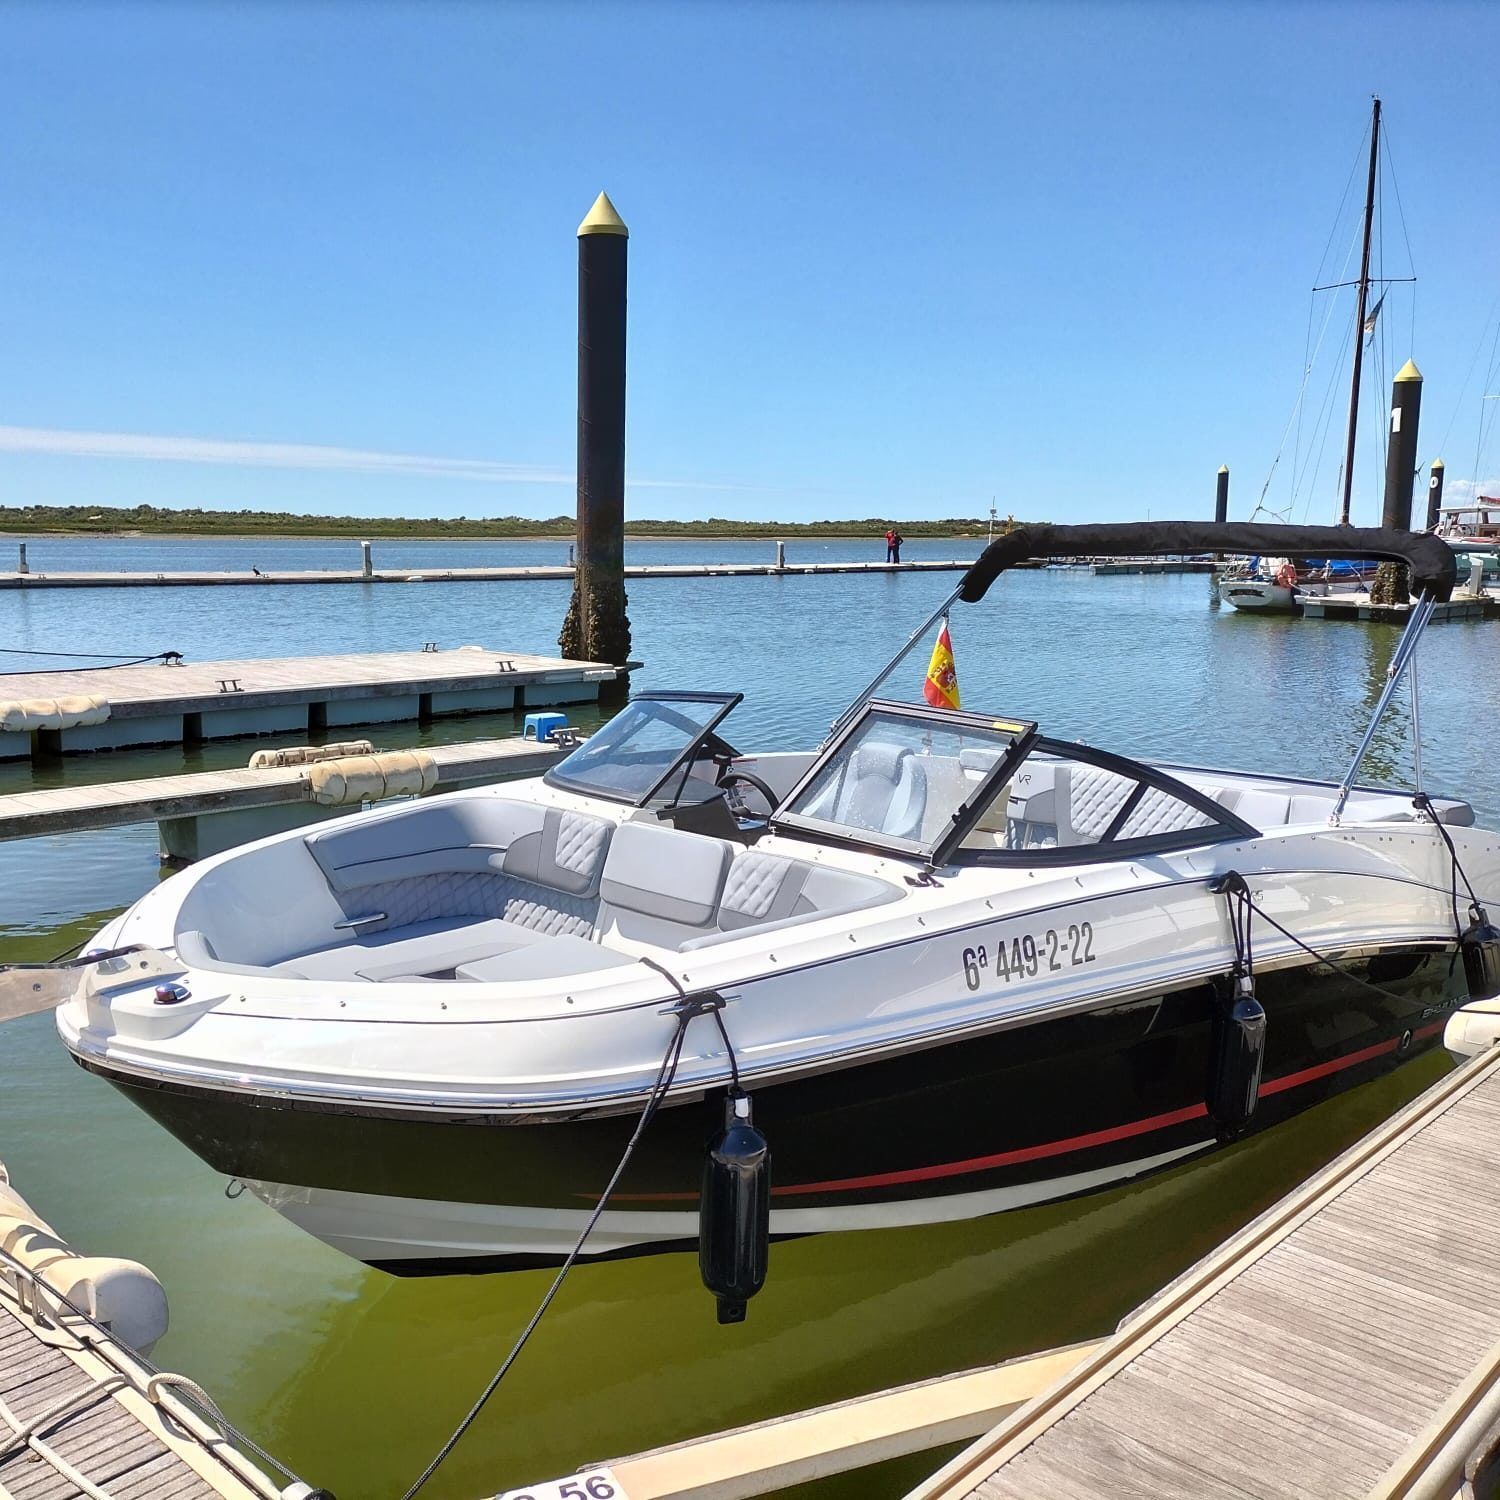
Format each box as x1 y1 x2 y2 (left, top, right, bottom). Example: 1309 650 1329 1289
1425 458 1445 533
559 191 632 695
16 543 27 576
1372 360 1423 605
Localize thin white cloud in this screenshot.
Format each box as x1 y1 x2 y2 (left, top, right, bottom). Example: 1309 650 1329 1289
1443 476 1500 505
0 425 753 492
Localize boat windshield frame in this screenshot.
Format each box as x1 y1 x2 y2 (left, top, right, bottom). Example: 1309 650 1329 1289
951 735 1259 868
543 690 744 807
770 699 1039 863
772 699 1258 866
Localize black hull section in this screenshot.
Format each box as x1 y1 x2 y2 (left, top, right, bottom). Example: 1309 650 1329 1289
77 945 1464 1268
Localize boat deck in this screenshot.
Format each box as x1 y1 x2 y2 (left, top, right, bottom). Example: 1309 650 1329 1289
912 1044 1500 1499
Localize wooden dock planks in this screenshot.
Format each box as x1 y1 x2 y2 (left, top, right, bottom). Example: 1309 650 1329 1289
0 1297 270 1500
0 736 564 840
911 1047 1500 1500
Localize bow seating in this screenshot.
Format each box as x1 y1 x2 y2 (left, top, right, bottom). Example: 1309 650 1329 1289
172 794 901 983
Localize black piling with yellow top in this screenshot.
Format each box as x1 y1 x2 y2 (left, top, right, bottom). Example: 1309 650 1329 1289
1371 360 1424 605
560 191 632 694
1426 458 1445 533
1214 466 1229 525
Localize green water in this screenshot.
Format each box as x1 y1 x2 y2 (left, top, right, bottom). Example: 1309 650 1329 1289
0 553 1493 1498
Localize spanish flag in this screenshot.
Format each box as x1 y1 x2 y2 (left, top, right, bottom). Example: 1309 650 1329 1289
923 617 960 709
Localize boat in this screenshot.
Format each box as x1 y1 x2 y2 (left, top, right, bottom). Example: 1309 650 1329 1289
1434 501 1500 553
1218 556 1382 614
1222 99 1412 616
39 521 1500 1276
1217 556 1301 613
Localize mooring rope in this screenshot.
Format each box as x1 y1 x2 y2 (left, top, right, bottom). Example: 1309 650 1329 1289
400 989 740 1500
1212 870 1434 1009
0 648 183 674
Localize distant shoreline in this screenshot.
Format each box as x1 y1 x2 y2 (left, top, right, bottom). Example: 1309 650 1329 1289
0 528 982 543
0 506 1000 543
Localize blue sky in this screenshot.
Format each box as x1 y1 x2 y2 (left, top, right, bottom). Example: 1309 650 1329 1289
2 0 1497 525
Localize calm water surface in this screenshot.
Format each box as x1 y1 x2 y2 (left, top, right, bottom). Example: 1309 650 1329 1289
0 543 1494 1498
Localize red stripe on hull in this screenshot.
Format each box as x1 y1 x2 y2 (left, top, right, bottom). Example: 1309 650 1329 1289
604 1019 1449 1203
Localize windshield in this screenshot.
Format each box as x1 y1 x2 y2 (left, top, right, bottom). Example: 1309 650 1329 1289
773 701 1243 864
774 703 1033 856
544 692 741 805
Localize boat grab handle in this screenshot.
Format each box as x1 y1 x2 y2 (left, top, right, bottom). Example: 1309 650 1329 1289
333 913 387 931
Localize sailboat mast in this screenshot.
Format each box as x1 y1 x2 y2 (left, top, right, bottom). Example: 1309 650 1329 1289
1337 95 1381 526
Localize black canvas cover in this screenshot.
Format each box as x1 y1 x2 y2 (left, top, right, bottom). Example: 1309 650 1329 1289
958 522 1458 603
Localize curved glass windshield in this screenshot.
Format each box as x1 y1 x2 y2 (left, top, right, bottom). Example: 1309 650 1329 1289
776 703 1032 854
544 693 740 804
773 701 1239 864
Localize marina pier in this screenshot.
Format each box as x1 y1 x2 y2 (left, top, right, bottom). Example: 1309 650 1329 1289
0 551 978 590
0 648 613 760
914 1042 1500 1499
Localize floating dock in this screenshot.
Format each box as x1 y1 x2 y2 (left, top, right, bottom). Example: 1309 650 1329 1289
1088 559 1216 575
913 1043 1500 1499
0 647 613 760
1300 590 1494 623
0 559 974 590
0 735 565 858
0 1163 305 1500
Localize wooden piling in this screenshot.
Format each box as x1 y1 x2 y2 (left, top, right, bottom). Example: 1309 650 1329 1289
560 191 632 698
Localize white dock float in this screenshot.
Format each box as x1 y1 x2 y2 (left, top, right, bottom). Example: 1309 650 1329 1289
0 648 614 760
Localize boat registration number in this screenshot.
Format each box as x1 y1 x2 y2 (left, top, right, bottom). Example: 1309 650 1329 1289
497 1470 626 1500
961 923 1096 990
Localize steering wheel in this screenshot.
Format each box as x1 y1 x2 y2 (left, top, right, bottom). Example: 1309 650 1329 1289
718 768 779 820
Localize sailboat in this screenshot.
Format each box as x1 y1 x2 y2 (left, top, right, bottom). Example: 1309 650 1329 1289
1222 98 1399 615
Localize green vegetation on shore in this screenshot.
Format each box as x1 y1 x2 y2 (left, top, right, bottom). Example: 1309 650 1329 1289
0 504 1004 539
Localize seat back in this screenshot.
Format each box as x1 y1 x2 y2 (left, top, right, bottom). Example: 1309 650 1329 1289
304 797 544 893
598 820 734 949
827 743 929 840
1007 761 1069 848
305 796 615 938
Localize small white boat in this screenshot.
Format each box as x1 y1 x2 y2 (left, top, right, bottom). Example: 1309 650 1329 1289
33 521 1500 1276
1218 557 1300 614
